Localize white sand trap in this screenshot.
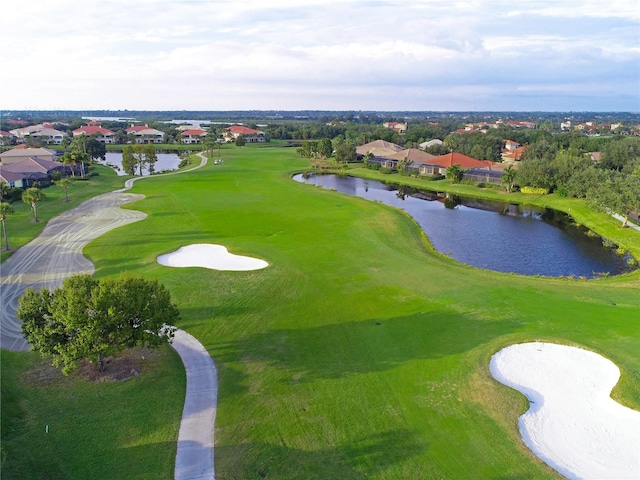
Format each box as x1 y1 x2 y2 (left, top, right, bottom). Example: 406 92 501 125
157 244 268 271
490 342 640 479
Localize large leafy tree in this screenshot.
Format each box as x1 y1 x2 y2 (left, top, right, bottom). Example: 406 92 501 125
143 144 158 174
1 201 15 250
19 274 179 375
21 187 46 222
86 138 107 162
588 171 640 228
122 144 158 175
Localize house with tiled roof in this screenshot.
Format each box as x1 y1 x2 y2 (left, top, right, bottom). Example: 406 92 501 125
381 149 436 171
179 128 208 144
356 139 403 158
419 139 444 149
428 152 493 169
0 146 57 165
0 130 15 146
125 124 165 144
382 122 407 134
9 123 67 144
3 157 66 187
502 146 526 161
0 167 26 189
223 125 265 143
503 140 521 151
73 123 116 144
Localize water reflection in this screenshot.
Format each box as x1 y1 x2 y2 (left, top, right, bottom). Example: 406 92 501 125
100 152 182 176
293 173 635 278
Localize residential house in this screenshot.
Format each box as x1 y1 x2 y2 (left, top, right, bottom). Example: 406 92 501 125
0 168 26 189
9 123 67 144
3 157 66 187
356 139 403 158
382 122 407 134
73 123 116 144
180 128 208 144
501 146 526 161
419 152 494 177
126 124 165 144
382 148 436 171
0 130 15 146
506 120 536 129
223 126 265 143
28 127 68 145
0 146 58 165
419 139 444 150
503 140 521 151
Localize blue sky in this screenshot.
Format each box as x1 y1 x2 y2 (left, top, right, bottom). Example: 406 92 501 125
1 0 638 111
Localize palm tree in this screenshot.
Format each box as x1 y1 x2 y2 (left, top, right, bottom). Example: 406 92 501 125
22 187 46 222
61 152 77 178
0 201 14 250
501 165 517 193
55 177 74 202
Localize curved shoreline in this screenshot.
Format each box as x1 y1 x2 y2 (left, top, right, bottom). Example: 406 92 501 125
0 154 217 480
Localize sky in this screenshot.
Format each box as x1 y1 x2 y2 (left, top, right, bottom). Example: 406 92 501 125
1 0 639 112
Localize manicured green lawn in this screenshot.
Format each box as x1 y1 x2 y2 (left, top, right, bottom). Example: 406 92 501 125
3 145 639 478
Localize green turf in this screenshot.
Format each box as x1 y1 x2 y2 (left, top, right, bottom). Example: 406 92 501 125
2 145 639 478
0 347 185 480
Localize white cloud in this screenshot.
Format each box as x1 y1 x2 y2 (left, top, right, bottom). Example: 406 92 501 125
1 0 638 110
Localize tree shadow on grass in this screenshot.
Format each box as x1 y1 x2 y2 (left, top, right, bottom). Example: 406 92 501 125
215 428 428 480
211 309 521 399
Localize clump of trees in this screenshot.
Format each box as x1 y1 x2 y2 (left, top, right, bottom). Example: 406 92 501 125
122 144 158 176
514 136 640 227
18 273 179 375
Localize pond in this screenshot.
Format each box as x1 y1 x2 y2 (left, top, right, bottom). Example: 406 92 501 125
101 152 182 176
293 173 636 278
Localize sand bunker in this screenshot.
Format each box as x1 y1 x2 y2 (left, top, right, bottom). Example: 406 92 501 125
157 244 268 271
490 342 640 479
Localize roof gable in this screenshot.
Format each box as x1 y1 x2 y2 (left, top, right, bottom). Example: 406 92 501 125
74 125 115 136
226 125 263 135
4 157 63 173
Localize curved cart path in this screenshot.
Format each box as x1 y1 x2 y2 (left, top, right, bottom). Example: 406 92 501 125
0 154 217 480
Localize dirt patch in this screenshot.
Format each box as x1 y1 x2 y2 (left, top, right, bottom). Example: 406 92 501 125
23 347 162 385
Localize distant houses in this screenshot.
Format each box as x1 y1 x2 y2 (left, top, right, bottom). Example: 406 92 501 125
73 122 116 144
9 123 67 145
382 121 408 134
125 124 165 144
0 146 58 165
0 157 66 189
223 126 266 143
357 140 500 183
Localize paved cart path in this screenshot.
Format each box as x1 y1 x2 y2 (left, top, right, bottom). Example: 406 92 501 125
0 154 217 480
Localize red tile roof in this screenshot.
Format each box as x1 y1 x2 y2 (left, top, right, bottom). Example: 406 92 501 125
428 152 494 169
226 125 263 135
73 125 115 136
180 129 207 136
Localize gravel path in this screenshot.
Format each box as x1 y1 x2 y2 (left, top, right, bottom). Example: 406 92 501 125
0 154 217 480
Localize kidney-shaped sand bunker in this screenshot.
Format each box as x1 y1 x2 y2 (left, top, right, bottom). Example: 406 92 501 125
158 244 268 271
490 342 640 480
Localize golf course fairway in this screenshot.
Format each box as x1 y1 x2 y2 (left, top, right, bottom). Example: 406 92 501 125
3 145 639 479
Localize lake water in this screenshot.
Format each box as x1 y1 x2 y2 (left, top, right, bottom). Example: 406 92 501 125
293 173 635 278
101 152 182 176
